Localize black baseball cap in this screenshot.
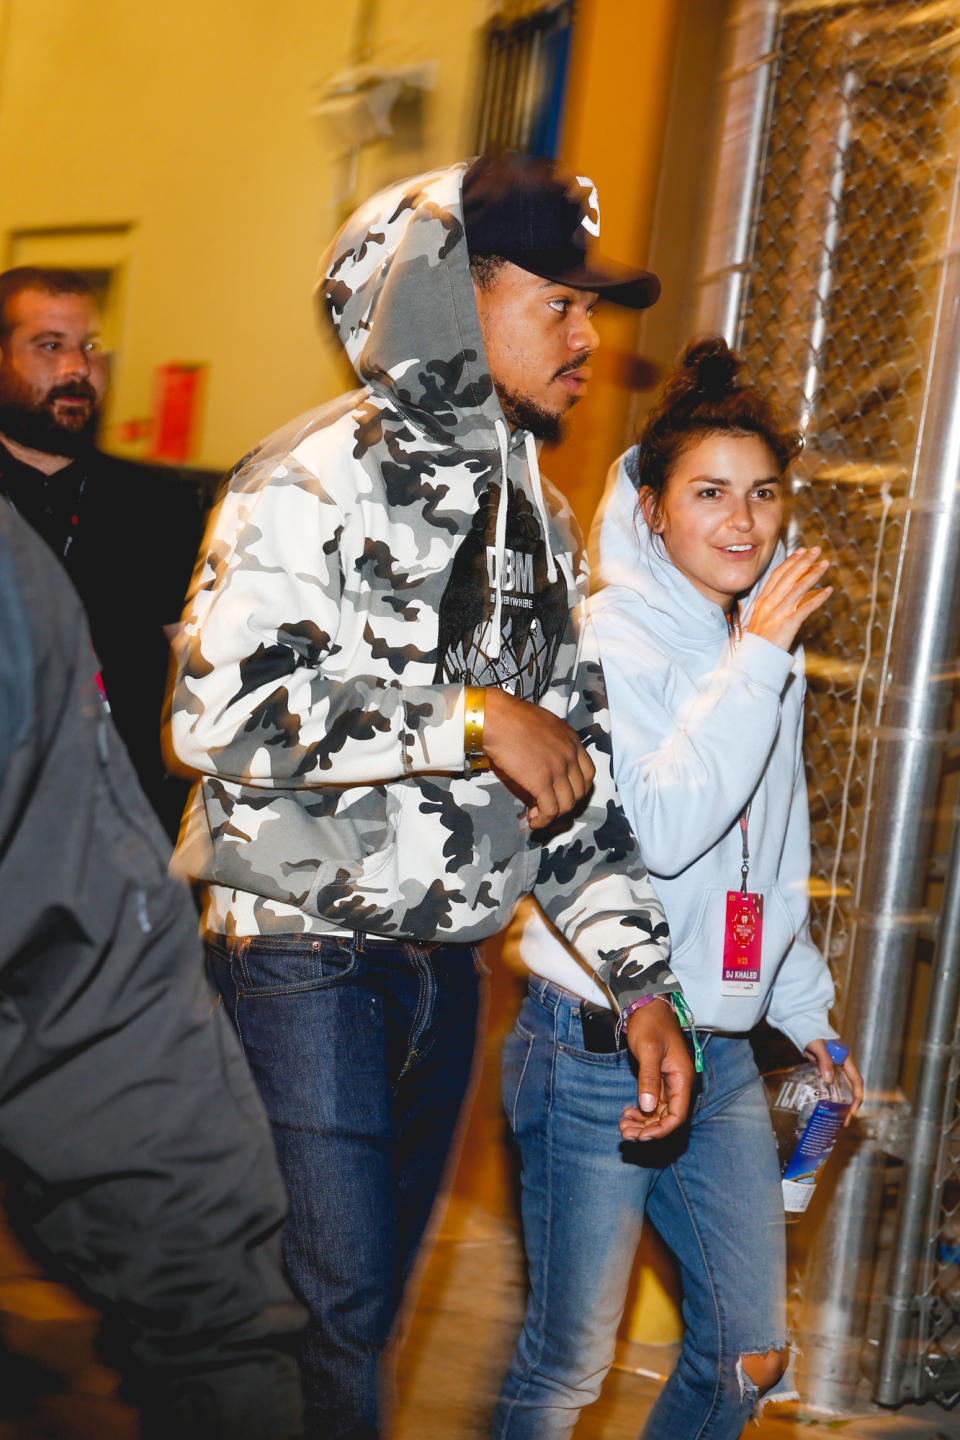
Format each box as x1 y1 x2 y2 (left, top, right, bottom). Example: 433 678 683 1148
462 152 660 311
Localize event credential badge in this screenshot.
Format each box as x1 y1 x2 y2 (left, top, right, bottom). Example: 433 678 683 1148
721 891 763 996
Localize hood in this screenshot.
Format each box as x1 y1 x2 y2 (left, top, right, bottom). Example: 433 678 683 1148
589 445 784 650
318 162 503 454
318 162 560 661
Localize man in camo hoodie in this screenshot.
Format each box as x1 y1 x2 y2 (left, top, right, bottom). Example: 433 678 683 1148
170 153 693 1438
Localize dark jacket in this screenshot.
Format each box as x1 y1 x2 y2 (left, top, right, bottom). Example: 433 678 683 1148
0 499 303 1436
0 442 206 836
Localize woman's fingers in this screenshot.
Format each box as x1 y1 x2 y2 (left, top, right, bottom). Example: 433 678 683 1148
746 547 831 649
765 549 828 605
759 546 821 598
798 583 832 616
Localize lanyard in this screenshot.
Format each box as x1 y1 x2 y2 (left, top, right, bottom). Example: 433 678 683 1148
726 604 752 895
62 472 87 558
739 805 751 894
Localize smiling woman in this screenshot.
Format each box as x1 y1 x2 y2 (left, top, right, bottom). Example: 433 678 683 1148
643 432 786 610
634 336 828 634
496 335 863 1440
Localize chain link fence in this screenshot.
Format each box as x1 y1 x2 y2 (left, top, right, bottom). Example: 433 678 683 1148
737 0 954 989
703 0 960 1406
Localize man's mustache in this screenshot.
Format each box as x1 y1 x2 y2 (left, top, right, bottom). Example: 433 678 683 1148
554 355 590 380
47 382 97 404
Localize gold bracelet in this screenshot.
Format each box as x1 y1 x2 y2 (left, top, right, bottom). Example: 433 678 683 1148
464 685 489 773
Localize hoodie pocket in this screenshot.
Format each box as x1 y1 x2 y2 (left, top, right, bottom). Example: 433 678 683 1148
766 884 800 955
301 775 420 924
667 887 713 969
201 777 400 918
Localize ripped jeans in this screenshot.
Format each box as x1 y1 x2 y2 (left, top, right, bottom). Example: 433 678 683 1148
493 979 792 1440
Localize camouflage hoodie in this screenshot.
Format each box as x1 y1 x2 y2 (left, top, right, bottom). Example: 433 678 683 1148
170 162 679 1012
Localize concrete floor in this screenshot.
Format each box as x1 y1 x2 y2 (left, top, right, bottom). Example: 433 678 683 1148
0 959 958 1437
396 1190 960 1440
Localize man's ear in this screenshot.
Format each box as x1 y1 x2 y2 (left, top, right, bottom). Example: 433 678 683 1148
637 486 662 534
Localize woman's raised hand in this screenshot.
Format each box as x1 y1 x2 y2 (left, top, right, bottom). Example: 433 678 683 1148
745 547 831 651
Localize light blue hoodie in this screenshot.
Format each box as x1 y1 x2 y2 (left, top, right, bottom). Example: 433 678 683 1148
518 447 837 1054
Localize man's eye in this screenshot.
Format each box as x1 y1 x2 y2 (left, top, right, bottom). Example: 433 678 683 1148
548 298 569 315
40 342 60 352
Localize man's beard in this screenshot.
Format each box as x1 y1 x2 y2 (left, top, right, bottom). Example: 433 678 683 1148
497 387 565 443
494 357 588 444
0 373 100 458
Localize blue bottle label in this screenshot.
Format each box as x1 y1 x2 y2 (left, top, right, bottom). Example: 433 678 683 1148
782 1099 849 1186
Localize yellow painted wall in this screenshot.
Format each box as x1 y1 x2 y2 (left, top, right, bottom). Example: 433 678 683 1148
0 0 677 493
0 0 487 470
551 0 682 532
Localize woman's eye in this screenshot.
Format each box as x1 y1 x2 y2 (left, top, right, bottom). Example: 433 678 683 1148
698 487 720 500
753 487 777 501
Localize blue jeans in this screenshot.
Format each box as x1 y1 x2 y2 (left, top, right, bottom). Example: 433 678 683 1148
208 932 483 1440
493 979 790 1440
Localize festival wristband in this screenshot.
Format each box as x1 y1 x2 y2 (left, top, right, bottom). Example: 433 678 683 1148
619 994 665 1023
464 686 489 773
617 992 704 1074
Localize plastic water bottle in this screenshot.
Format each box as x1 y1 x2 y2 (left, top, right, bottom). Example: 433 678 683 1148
768 1039 853 1219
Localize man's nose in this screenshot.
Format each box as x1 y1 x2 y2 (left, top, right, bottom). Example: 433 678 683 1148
60 345 91 378
569 312 599 354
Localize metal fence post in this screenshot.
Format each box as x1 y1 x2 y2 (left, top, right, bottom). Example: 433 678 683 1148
691 0 780 341
876 788 960 1403
800 138 960 1409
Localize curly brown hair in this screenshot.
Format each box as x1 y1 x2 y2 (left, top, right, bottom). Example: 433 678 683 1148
636 336 801 527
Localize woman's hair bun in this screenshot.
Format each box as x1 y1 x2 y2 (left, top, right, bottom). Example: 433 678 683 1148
678 335 741 398
635 331 799 502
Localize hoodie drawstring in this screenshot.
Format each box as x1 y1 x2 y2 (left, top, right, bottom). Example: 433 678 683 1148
488 419 511 663
487 421 559 665
524 430 558 587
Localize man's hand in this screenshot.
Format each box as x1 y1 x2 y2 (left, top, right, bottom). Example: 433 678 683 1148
483 688 595 830
617 997 695 1143
746 547 831 651
804 1038 864 1125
